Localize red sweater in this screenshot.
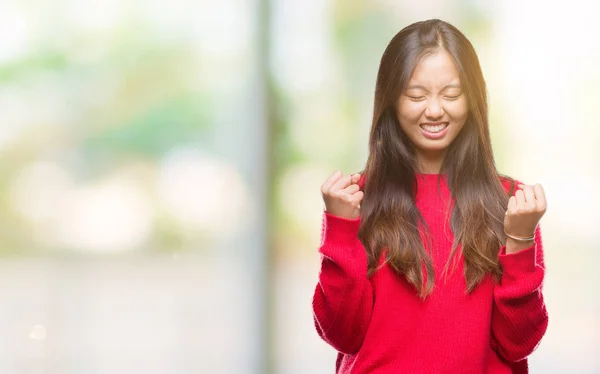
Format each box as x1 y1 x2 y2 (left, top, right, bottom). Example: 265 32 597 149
313 174 548 373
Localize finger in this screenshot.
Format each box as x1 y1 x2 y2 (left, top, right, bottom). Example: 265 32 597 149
515 189 525 211
351 173 361 184
331 174 353 191
342 183 360 195
352 191 364 205
506 196 517 214
533 183 547 210
321 170 342 193
521 185 536 209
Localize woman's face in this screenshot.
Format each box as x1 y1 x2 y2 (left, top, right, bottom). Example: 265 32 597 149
396 49 468 164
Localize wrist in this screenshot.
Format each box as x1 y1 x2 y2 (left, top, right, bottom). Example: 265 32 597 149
505 237 534 254
504 229 535 242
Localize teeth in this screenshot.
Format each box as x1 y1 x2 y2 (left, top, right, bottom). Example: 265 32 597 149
421 124 447 133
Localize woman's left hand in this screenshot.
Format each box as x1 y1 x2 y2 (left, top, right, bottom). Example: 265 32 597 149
503 183 547 249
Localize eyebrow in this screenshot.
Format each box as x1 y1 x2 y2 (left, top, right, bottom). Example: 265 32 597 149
405 84 462 90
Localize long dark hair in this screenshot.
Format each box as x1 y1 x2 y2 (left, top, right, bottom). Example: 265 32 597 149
358 19 513 298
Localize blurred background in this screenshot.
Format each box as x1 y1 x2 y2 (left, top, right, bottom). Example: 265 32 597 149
0 0 598 373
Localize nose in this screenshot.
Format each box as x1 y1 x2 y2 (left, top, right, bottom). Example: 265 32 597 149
425 98 444 119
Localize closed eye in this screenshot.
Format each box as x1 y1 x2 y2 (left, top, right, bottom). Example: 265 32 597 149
444 95 461 100
407 96 426 101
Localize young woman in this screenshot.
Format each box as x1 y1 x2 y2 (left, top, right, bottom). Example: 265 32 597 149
313 19 548 374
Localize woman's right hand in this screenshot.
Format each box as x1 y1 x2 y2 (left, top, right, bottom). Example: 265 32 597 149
320 171 364 220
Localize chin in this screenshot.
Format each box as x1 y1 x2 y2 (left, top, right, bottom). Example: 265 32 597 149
416 142 451 154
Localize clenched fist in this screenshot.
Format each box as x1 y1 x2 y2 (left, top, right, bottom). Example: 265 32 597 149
321 171 364 220
504 183 547 253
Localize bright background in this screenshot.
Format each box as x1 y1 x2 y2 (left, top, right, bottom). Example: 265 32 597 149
0 0 598 373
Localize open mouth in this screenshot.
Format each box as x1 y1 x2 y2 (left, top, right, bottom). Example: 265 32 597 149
419 122 449 139
420 122 448 133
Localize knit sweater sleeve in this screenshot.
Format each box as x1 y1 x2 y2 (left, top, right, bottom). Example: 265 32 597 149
491 224 548 362
312 212 374 355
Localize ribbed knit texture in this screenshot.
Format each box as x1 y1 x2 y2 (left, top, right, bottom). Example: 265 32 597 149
313 174 548 373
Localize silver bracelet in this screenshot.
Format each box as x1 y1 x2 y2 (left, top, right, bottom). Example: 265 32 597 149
504 230 535 242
